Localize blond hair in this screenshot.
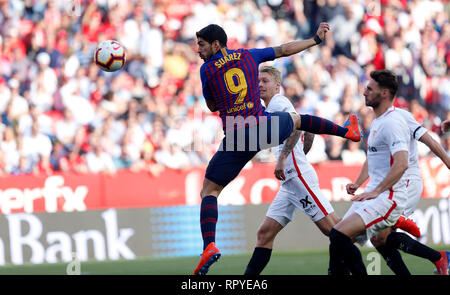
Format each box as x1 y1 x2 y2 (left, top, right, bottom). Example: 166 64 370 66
259 66 281 83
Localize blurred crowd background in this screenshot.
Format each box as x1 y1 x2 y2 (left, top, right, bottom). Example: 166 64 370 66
0 0 449 176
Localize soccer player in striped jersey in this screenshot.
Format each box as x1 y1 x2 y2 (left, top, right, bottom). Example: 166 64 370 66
193 22 363 275
193 22 361 275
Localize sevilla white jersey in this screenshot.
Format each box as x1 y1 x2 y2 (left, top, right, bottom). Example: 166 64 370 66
366 106 410 195
395 107 427 180
265 94 314 182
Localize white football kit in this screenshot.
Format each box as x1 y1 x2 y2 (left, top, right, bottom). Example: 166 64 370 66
265 94 334 226
395 107 427 217
344 106 410 240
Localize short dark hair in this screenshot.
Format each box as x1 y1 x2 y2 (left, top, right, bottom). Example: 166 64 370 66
196 24 227 47
370 69 398 99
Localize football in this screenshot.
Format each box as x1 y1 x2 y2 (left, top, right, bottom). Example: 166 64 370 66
94 40 126 72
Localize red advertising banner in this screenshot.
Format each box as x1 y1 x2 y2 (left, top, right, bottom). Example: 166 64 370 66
0 158 447 214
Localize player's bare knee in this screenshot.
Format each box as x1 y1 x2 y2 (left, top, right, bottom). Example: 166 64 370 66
319 224 333 237
256 226 275 247
200 188 218 199
200 189 219 199
370 234 388 248
256 226 268 241
200 187 209 199
316 215 339 236
200 179 223 198
372 228 393 247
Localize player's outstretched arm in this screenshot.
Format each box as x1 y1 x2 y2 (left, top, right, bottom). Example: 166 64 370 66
346 159 369 195
352 151 408 201
272 22 330 58
419 132 450 169
274 130 302 180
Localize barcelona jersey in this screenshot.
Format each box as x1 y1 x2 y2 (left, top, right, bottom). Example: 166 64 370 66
200 47 276 131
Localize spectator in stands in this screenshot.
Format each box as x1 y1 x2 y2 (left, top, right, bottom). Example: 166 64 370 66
154 140 190 170
85 137 116 174
50 139 66 171
21 120 52 168
59 149 89 174
0 0 447 175
306 135 328 165
35 154 54 175
1 125 19 173
5 78 28 120
316 88 340 120
113 147 135 171
326 136 345 161
341 140 367 166
11 155 33 175
0 77 11 114
56 108 79 146
135 140 165 177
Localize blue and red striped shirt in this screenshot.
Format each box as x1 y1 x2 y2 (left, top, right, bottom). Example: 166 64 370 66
200 47 275 131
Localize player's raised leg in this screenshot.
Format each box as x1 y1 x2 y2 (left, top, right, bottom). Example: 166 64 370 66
289 113 361 142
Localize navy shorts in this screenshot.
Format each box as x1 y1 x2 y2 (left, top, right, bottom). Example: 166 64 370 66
205 112 294 187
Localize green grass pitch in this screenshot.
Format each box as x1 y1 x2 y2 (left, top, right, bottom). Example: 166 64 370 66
0 246 447 275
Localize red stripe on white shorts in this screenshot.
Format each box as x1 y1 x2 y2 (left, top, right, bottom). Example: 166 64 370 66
365 200 397 228
291 151 328 216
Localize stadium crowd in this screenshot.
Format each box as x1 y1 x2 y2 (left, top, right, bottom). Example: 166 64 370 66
0 0 449 176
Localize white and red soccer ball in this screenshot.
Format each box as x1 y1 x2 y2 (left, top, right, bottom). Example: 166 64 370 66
94 40 126 72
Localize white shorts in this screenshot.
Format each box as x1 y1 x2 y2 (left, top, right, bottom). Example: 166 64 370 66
403 178 423 217
266 170 334 227
344 190 406 245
